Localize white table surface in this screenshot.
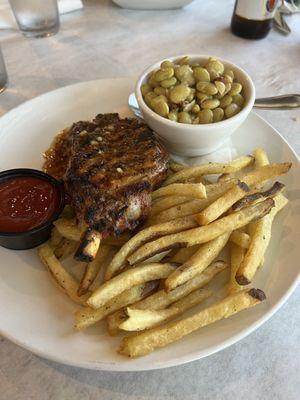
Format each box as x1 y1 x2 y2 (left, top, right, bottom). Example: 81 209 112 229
0 0 299 398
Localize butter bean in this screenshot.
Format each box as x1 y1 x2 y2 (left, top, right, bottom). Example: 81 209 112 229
201 99 220 110
225 103 241 118
169 85 190 104
229 82 242 96
154 67 174 82
161 77 177 88
213 107 224 122
198 109 213 124
178 111 192 124
141 83 152 97
232 94 244 107
193 67 210 82
220 95 232 108
151 95 169 117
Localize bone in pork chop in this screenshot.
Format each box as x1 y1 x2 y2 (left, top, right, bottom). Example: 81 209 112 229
43 113 169 262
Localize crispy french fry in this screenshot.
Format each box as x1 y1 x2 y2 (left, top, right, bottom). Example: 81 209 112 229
77 244 112 296
119 288 212 331
107 261 227 335
163 155 254 185
88 262 178 309
169 160 187 172
128 199 275 265
228 242 245 294
74 280 159 330
236 194 288 285
165 232 230 291
60 204 75 219
105 216 197 281
171 245 201 264
54 238 78 260
49 227 63 248
253 148 269 168
53 218 81 241
149 179 238 225
119 288 266 357
151 196 191 216
152 183 207 200
38 244 89 305
230 230 251 249
218 173 234 182
232 182 284 212
195 163 291 225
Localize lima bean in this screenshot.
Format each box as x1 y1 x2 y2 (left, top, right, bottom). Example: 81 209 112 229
198 109 213 124
169 85 191 104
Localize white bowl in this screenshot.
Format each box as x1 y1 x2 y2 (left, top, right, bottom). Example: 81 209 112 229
112 0 195 10
135 55 255 156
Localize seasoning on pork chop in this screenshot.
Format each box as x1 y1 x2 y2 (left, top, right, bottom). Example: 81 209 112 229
43 113 169 262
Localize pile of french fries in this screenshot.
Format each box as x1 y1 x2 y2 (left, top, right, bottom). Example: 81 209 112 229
38 148 291 357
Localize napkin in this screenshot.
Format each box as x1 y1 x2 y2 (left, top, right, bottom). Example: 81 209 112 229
0 0 83 29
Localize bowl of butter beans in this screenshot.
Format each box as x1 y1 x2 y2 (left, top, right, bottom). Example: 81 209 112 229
135 55 255 156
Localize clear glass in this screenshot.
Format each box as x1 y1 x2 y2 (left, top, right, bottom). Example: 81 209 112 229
9 0 60 38
0 48 8 93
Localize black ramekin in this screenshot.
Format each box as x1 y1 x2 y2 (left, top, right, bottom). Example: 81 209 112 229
0 168 65 250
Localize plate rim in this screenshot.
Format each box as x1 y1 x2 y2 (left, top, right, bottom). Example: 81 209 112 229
0 78 299 371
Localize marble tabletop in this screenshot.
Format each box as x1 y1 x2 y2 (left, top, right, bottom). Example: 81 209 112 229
0 0 299 398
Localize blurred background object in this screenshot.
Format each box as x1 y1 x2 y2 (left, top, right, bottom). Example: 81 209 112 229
273 0 300 34
0 47 8 93
0 0 83 33
8 0 60 37
112 0 196 10
231 0 280 39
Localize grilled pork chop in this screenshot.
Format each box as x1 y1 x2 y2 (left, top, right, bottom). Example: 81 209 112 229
44 113 169 261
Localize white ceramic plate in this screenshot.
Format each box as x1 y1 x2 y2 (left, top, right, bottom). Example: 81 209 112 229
0 78 299 371
112 0 195 10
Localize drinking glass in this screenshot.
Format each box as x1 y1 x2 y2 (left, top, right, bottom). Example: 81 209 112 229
9 0 60 38
0 48 8 93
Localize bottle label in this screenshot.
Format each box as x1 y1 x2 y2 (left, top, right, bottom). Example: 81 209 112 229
235 0 279 21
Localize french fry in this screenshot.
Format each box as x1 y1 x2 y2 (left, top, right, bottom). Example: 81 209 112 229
152 183 207 200
119 288 266 357
218 173 234 182
163 155 254 185
236 194 288 285
38 244 89 305
253 148 269 168
228 242 245 294
195 163 291 225
232 182 284 212
77 244 112 296
229 230 251 249
165 232 230 291
88 262 178 309
74 280 159 330
53 218 81 241
151 196 191 216
104 216 197 280
119 288 212 331
60 204 75 220
149 179 238 225
169 160 187 172
54 238 78 260
196 180 250 225
171 245 201 264
107 261 227 335
128 199 275 265
49 227 63 248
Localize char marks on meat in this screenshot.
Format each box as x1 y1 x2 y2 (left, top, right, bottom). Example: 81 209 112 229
44 113 169 261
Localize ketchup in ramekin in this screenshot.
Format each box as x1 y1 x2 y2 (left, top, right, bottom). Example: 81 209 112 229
0 169 65 250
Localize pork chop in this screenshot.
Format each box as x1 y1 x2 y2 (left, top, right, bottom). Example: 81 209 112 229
44 113 169 261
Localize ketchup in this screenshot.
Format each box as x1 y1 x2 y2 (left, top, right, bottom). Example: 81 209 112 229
0 176 60 233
